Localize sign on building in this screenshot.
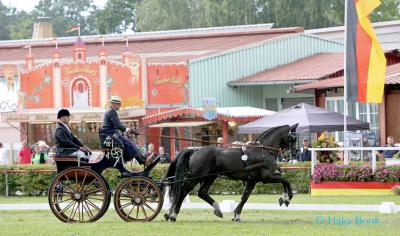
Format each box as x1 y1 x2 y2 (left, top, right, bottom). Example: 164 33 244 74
202 98 217 120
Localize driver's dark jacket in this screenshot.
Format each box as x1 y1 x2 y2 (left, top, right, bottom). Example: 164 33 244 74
54 122 83 155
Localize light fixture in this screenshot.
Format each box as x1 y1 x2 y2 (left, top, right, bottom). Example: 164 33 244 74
228 121 236 127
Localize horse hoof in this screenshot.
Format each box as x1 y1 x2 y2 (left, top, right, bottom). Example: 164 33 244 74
278 197 284 206
214 210 223 218
164 213 170 221
170 216 176 222
232 218 241 222
284 200 290 207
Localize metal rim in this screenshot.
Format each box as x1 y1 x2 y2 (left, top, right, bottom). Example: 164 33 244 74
48 167 110 223
114 177 163 222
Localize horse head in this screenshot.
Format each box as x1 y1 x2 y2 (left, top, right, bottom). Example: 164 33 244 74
256 124 298 158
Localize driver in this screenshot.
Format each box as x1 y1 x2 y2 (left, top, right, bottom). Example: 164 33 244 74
54 109 91 161
101 96 147 165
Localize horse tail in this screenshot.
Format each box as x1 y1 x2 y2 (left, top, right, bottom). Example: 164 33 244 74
169 148 194 203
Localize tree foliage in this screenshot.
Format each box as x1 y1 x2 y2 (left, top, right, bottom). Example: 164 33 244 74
0 0 399 40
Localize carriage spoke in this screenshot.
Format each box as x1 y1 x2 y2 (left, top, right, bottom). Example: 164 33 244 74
140 205 148 219
143 202 155 212
79 172 88 192
67 201 78 221
75 171 79 190
136 205 139 219
85 187 104 196
55 196 73 204
85 199 101 211
140 184 150 196
87 196 105 201
82 200 94 219
58 200 75 214
125 205 135 220
119 202 132 210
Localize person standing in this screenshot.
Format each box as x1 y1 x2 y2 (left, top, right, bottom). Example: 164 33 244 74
18 141 32 164
0 142 10 165
31 144 48 164
158 146 171 164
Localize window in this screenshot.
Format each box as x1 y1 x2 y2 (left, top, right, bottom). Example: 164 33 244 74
265 98 278 111
325 97 379 142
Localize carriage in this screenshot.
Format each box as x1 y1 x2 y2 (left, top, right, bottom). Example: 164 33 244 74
48 132 164 223
48 124 298 223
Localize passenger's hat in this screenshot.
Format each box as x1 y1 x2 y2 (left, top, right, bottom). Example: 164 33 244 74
110 95 122 104
57 109 70 119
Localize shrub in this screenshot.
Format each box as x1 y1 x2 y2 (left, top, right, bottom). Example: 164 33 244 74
0 163 311 196
313 164 400 183
392 185 400 195
311 132 339 163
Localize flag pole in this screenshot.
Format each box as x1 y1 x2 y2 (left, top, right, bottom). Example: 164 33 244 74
343 0 349 165
78 24 81 37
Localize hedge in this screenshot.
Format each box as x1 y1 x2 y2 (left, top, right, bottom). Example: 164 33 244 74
0 163 311 196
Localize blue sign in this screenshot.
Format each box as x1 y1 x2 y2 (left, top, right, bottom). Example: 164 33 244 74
202 98 217 120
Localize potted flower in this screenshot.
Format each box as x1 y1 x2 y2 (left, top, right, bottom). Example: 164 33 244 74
312 132 339 163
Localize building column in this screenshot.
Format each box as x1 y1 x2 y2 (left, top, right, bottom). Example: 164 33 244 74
379 94 386 145
222 121 229 145
52 64 62 107
99 61 108 108
170 127 175 159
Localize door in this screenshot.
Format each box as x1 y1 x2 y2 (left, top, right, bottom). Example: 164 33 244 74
385 93 400 141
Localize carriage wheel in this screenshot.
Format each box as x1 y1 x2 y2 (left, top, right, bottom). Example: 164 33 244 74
48 167 110 223
114 177 163 222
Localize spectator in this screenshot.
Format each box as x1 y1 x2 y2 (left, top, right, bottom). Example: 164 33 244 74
144 143 158 165
18 141 32 164
31 145 48 164
0 142 10 165
158 146 171 164
217 137 224 147
378 136 399 160
295 138 312 162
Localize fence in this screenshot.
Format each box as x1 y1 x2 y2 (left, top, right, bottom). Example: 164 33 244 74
309 147 400 175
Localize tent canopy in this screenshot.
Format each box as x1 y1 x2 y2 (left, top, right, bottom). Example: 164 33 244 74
239 103 370 134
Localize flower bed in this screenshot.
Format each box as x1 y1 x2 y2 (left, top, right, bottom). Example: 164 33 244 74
311 164 400 196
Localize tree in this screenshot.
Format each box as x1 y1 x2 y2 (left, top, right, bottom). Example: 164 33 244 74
95 0 142 34
136 0 193 31
31 0 98 37
7 11 35 40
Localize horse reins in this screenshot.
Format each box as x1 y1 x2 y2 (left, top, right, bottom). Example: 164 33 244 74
136 131 282 153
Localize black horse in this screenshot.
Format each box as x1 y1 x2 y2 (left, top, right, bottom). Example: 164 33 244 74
163 124 298 222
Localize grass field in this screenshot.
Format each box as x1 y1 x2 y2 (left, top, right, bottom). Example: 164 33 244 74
1 194 399 205
0 209 399 236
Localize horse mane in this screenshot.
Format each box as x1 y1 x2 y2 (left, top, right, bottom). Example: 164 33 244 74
255 125 288 143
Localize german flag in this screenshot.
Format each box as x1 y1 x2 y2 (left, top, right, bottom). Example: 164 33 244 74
346 0 386 103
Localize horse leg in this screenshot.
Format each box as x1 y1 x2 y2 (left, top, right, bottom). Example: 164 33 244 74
232 181 256 222
267 175 293 207
197 177 222 218
169 181 198 222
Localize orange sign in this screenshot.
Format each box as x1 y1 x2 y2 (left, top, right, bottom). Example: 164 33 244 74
147 65 188 105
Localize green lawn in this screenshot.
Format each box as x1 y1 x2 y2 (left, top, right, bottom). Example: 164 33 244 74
0 209 398 236
1 194 399 205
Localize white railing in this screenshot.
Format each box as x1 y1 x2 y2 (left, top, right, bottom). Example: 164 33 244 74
309 147 400 175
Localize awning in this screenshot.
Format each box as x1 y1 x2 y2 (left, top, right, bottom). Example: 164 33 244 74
149 121 214 128
294 63 400 91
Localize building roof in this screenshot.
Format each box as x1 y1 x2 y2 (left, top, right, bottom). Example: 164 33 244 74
142 106 275 124
306 20 400 50
0 25 303 65
228 53 343 86
294 62 400 91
